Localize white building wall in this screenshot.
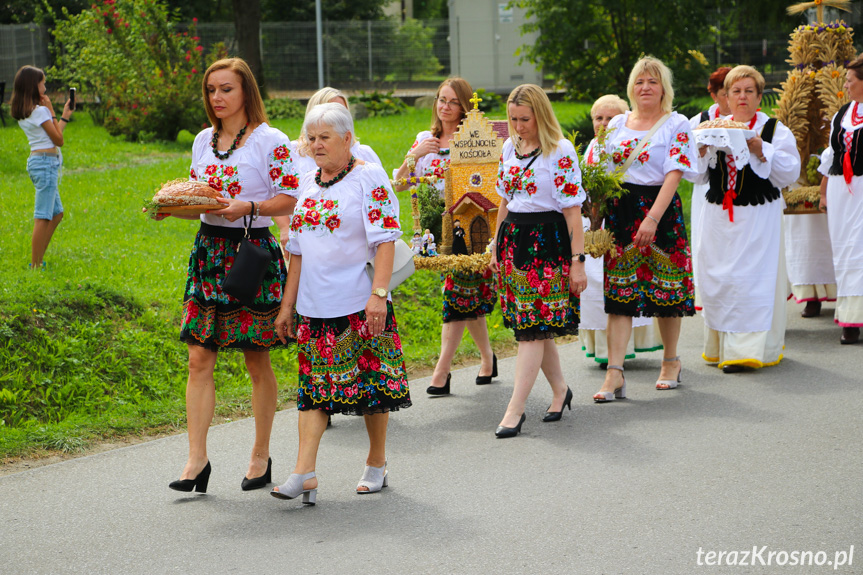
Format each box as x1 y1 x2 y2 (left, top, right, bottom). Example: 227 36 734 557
448 0 542 92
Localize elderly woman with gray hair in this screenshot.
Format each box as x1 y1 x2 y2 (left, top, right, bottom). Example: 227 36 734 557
272 103 411 505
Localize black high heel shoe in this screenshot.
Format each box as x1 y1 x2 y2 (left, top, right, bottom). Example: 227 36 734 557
426 373 451 395
169 461 211 493
475 353 498 385
495 413 526 438
542 386 573 422
241 457 272 491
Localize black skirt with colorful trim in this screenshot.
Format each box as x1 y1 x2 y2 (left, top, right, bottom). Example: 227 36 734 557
604 183 695 318
295 302 412 415
496 211 580 341
441 269 497 323
179 223 289 351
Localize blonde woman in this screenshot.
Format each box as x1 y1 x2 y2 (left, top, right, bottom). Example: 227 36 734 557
489 84 586 437
594 57 697 402
580 95 663 368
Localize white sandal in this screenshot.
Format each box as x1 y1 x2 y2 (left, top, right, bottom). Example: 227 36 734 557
656 356 682 390
356 461 388 494
593 365 626 403
271 471 317 505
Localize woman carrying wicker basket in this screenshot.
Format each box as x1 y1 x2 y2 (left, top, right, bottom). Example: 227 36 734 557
818 54 863 345
693 65 800 371
593 57 697 402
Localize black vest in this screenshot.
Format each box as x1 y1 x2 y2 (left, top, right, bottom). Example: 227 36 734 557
706 119 781 207
828 103 863 177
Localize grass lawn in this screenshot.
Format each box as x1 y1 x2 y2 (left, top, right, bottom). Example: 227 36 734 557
0 100 692 461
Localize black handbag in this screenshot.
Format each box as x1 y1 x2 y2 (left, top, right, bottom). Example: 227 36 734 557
223 216 273 305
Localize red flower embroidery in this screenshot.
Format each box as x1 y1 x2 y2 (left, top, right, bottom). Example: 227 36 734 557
613 152 623 164
208 176 223 191
638 151 650 164
273 145 290 160
295 324 310 344
291 214 302 230
185 302 199 321
383 216 399 229
371 187 388 201
525 183 537 195
368 208 381 223
189 169 197 180
280 174 299 189
538 281 551 297
324 214 341 231
323 199 335 210
304 210 321 226
303 198 317 209
205 165 217 175
298 351 311 374
431 159 441 167
678 155 691 168
669 146 681 157
226 182 241 197
269 167 282 181
224 166 235 177
269 282 281 299
677 132 689 143
558 156 573 169
563 182 580 196
509 166 521 176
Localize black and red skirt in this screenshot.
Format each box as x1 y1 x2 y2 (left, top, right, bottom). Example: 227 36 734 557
180 223 288 351
496 211 579 341
604 183 695 318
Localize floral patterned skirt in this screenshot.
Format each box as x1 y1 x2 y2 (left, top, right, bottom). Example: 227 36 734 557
496 211 579 341
604 183 695 318
296 302 412 415
180 223 288 351
442 269 497 323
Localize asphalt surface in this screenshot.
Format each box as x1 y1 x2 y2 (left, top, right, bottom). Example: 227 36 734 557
1 303 861 575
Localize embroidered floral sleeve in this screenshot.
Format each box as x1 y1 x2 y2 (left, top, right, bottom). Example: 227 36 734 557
268 141 300 197
551 139 586 208
362 165 403 248
663 116 697 175
496 141 515 200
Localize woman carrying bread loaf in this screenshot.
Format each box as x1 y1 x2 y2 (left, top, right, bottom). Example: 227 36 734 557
156 58 300 494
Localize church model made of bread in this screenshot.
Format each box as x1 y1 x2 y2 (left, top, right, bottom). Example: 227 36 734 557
439 97 509 255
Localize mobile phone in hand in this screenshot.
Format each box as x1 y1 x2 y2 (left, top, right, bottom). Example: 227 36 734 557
69 87 76 111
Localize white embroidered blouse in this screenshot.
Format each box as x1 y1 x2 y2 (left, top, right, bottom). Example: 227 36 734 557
603 111 697 185
287 162 403 318
495 138 585 213
406 130 450 197
189 124 300 229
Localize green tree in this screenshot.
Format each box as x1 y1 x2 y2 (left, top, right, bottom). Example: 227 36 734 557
391 18 441 81
50 0 210 141
514 0 714 99
260 0 389 21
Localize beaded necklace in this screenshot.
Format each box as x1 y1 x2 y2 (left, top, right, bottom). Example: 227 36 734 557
438 148 451 157
851 102 863 126
514 146 541 160
211 123 248 160
316 156 355 188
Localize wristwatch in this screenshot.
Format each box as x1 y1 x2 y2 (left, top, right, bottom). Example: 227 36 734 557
572 253 586 263
372 287 388 298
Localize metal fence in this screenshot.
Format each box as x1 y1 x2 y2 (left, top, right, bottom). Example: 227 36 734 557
0 24 52 99
196 19 451 92
0 21 843 100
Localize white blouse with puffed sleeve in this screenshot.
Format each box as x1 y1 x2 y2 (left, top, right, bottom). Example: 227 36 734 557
495 138 585 213
287 162 402 318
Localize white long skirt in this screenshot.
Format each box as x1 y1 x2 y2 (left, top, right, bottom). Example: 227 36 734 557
579 231 662 364
690 182 708 309
698 201 787 368
826 175 863 327
784 212 837 303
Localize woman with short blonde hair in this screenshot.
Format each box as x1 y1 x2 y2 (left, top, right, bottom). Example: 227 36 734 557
506 83 565 157
594 56 697 402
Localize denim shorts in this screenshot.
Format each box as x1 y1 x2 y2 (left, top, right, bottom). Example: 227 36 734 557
27 153 64 220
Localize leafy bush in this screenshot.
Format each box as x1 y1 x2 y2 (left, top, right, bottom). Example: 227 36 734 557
560 113 595 151
350 90 408 117
391 18 442 81
49 0 211 142
475 88 503 113
416 182 445 241
265 97 305 120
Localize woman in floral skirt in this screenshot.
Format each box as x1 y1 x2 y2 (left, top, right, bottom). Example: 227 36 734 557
593 56 697 402
393 77 498 395
272 103 411 504
489 84 587 438
161 58 300 493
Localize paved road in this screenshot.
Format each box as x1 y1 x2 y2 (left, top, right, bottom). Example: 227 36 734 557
1 305 861 575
